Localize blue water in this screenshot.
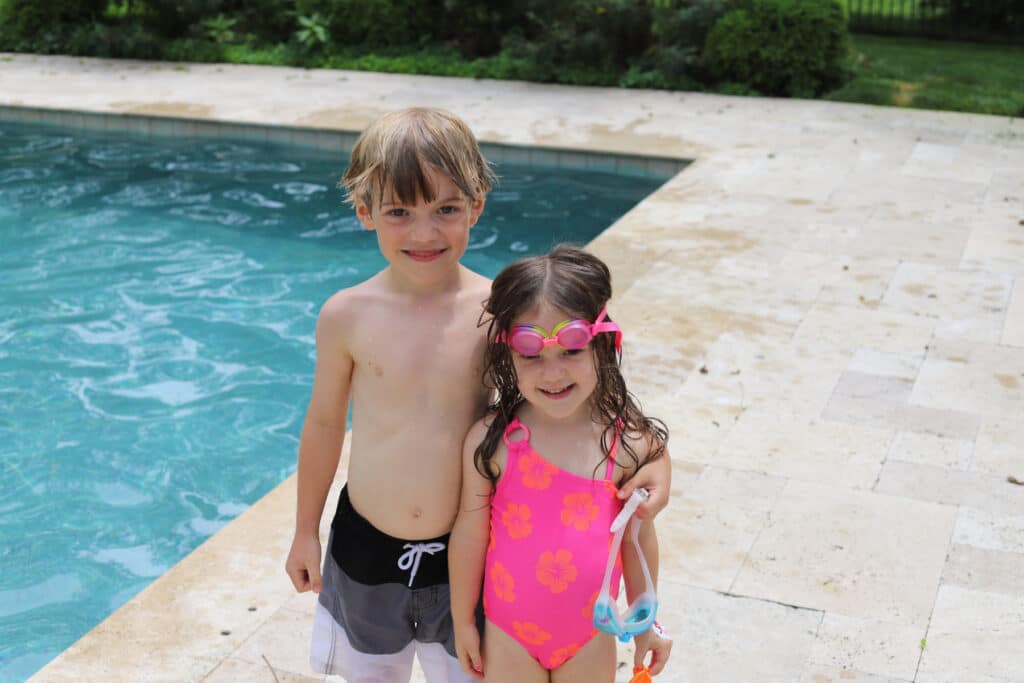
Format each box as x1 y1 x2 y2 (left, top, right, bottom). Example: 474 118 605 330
0 121 665 682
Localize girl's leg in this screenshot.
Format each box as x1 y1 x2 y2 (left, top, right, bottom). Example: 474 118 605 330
481 619 548 683
550 632 616 683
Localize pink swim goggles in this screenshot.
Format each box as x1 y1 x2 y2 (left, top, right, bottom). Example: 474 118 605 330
499 306 622 356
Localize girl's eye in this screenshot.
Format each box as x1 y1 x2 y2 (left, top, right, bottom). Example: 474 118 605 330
564 348 584 356
518 353 540 361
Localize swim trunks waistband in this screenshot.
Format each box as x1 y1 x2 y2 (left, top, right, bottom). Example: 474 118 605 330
330 485 450 589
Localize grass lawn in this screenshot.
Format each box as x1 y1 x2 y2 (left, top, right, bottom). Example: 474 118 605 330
827 34 1024 116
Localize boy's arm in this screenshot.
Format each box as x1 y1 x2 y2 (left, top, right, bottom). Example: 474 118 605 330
448 420 493 679
621 520 672 675
284 296 354 594
618 443 672 520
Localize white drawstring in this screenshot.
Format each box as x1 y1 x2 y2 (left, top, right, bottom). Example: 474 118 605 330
397 542 445 587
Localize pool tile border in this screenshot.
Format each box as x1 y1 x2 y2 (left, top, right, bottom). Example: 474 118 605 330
0 105 688 180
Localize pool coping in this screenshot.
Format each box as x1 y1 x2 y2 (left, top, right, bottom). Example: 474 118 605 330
0 104 688 180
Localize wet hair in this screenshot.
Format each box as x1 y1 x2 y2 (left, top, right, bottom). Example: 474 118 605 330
340 107 495 209
474 244 668 485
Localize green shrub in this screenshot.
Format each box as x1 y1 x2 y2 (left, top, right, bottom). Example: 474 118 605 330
294 0 444 49
625 0 732 89
514 0 653 72
135 0 293 41
703 0 849 97
0 0 106 41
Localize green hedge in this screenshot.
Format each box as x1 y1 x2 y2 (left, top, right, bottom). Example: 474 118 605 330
0 0 107 42
704 0 849 97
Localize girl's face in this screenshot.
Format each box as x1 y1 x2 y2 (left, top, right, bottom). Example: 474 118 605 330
508 301 599 422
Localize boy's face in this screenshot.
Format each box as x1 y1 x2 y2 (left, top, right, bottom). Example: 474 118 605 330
356 165 485 283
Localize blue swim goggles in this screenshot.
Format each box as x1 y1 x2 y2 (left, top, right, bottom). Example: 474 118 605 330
592 488 658 643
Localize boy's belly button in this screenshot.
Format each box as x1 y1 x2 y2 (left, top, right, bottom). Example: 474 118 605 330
412 507 422 518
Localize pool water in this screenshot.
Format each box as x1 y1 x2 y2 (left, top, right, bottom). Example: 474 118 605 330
0 121 665 682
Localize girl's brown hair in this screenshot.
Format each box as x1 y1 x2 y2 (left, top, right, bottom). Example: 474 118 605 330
475 244 668 484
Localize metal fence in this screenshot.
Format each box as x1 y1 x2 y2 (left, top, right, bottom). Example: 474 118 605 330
846 0 1024 42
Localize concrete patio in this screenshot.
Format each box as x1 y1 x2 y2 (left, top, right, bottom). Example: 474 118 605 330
3 52 1022 683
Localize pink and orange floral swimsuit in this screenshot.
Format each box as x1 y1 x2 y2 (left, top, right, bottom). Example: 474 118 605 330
483 417 623 670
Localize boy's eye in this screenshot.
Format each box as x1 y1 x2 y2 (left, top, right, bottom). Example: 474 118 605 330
387 208 408 218
438 205 459 215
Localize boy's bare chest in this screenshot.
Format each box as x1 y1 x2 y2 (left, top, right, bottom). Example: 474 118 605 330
349 312 485 394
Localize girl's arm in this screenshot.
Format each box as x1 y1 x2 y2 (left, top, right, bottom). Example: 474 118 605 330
618 443 672 519
448 420 494 680
621 519 672 675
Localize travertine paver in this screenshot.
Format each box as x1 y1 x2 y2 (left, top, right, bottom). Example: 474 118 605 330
880 262 1013 344
658 466 786 592
712 410 891 490
5 54 1022 683
916 586 1024 683
942 543 1024 596
731 481 955 625
807 612 923 681
876 460 1024 516
973 416 1024 476
912 337 1024 418
1003 278 1024 347
652 582 821 683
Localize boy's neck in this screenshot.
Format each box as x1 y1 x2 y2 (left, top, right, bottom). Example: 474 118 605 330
382 263 470 297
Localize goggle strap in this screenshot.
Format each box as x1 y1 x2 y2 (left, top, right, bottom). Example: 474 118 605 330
628 515 656 596
593 502 656 637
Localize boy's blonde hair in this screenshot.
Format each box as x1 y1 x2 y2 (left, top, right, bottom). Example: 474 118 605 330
341 107 495 209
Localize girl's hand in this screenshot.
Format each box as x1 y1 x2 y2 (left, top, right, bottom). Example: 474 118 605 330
454 621 484 679
634 626 672 675
618 452 671 519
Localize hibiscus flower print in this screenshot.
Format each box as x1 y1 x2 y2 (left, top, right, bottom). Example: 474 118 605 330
518 450 558 490
501 502 533 539
512 621 552 646
536 548 578 593
490 561 516 602
560 491 599 531
581 590 599 619
547 642 581 668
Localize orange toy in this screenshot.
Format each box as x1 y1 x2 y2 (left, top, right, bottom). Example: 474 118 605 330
630 666 653 683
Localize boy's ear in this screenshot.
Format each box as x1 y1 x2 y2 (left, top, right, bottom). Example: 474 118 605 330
355 202 376 231
468 194 486 227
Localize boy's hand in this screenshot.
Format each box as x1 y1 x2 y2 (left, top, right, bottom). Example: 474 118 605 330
454 621 484 679
285 533 323 594
634 626 672 676
618 453 671 519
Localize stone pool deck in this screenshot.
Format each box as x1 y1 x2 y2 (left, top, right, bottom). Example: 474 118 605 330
4 53 1022 683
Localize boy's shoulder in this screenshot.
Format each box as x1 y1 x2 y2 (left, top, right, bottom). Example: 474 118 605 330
465 411 498 447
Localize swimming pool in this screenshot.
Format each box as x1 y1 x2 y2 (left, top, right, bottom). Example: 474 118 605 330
0 120 667 682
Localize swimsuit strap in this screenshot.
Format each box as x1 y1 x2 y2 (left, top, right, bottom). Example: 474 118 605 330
604 420 623 482
502 417 531 448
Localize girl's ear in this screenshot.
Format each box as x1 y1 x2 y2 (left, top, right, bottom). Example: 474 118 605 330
356 202 376 231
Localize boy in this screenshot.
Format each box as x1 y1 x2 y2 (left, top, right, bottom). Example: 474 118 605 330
285 108 670 682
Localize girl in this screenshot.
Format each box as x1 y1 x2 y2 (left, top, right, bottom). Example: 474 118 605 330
450 245 672 682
